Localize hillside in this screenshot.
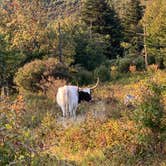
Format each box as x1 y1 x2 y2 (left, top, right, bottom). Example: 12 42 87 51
0 0 166 165
46 0 81 19
1 70 166 165
45 0 151 19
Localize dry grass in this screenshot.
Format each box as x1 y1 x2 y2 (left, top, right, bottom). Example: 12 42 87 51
1 70 166 165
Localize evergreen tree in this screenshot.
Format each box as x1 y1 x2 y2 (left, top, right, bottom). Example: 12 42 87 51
124 0 143 27
81 0 123 59
73 28 106 71
122 0 144 55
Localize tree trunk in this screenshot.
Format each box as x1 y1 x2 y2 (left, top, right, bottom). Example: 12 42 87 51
89 20 92 40
144 25 148 69
58 22 63 63
1 86 5 99
1 86 9 98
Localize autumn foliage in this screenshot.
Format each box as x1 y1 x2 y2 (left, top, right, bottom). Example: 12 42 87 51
14 58 69 93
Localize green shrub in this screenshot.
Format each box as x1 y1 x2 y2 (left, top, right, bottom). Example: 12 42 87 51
14 59 45 92
109 59 117 66
148 55 156 65
14 58 69 92
155 56 165 69
134 82 166 152
135 82 165 131
133 56 145 70
94 65 111 82
118 58 132 73
0 108 63 166
0 109 37 165
73 69 93 86
75 39 106 71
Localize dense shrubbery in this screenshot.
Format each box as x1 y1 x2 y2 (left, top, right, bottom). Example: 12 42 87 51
134 82 166 152
117 56 145 73
0 108 75 165
1 70 166 165
0 108 38 165
73 69 93 85
22 94 59 128
0 0 166 165
109 56 146 74
133 56 145 70
117 57 132 72
94 65 111 82
14 58 69 93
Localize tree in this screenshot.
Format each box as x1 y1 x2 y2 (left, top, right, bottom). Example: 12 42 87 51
122 0 144 56
0 0 52 94
73 27 106 71
143 0 166 68
0 0 51 63
0 0 64 93
0 32 23 96
47 16 80 65
81 0 123 59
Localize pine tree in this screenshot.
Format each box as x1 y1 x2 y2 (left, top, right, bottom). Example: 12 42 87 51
124 0 143 27
81 0 123 59
122 0 144 55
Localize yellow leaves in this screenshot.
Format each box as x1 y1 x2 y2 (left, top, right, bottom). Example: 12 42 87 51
12 29 35 48
23 130 30 138
153 70 166 85
147 64 158 73
111 65 118 71
5 124 12 130
42 69 166 162
10 95 25 113
49 117 140 164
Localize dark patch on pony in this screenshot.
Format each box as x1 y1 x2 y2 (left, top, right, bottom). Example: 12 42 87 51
78 91 91 103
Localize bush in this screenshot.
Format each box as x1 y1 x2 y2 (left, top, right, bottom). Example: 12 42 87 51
133 56 145 70
94 65 111 82
155 56 165 69
22 93 59 128
148 55 156 65
134 82 166 152
135 82 165 131
14 59 45 92
118 58 132 73
0 108 68 166
147 64 158 73
40 77 66 100
0 109 39 165
14 58 69 93
73 69 93 86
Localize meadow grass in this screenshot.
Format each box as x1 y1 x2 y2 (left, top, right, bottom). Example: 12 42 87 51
0 70 166 165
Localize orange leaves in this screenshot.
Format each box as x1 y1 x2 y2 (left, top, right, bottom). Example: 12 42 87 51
147 64 158 73
129 65 136 73
96 134 107 147
14 58 69 95
57 118 137 155
11 0 20 10
11 95 25 113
